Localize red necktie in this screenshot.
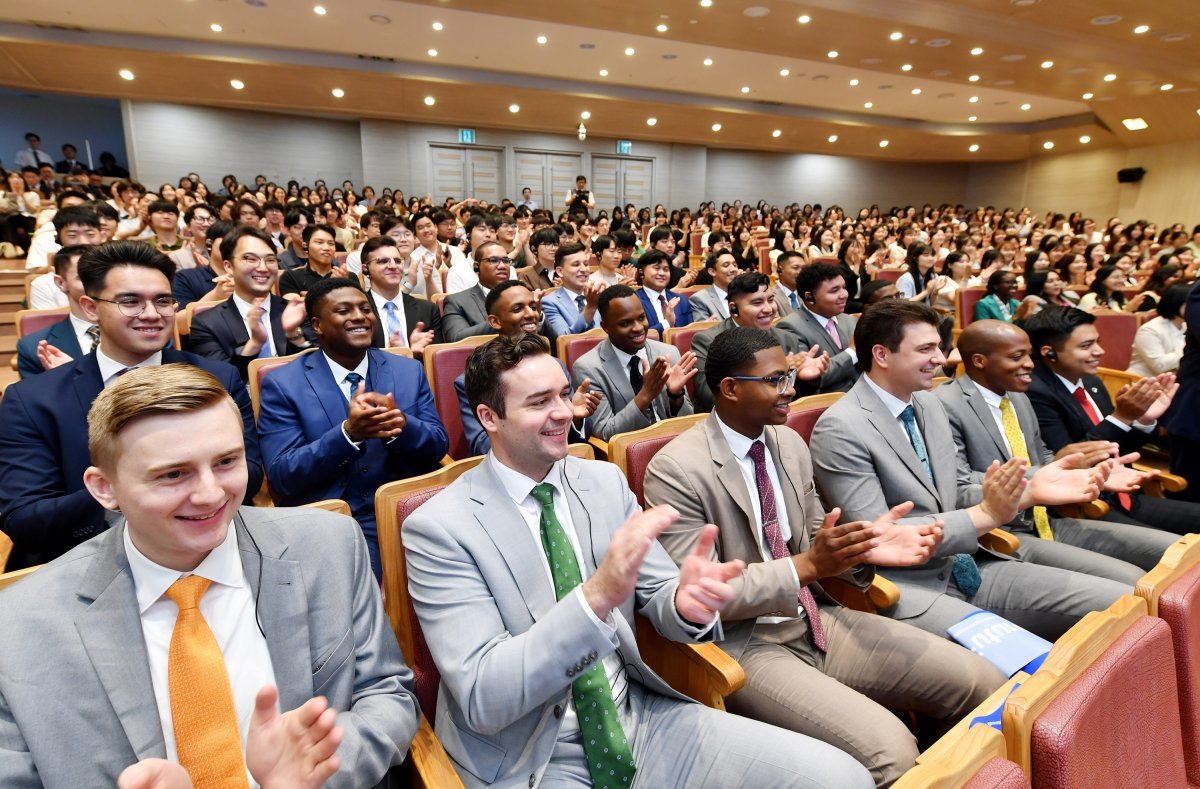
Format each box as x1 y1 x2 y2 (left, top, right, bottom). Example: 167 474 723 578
1074 386 1132 511
748 441 826 651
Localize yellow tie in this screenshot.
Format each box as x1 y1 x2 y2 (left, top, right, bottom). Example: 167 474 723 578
999 397 1054 541
164 576 250 789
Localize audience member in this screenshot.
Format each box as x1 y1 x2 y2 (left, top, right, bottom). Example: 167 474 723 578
1165 281 1200 501
777 261 860 393
278 223 346 297
442 241 510 342
541 241 603 343
361 236 442 350
278 207 311 270
635 249 694 338
1129 283 1190 376
172 220 236 309
17 245 96 377
517 226 560 290
690 251 739 321
166 203 217 272
771 250 805 319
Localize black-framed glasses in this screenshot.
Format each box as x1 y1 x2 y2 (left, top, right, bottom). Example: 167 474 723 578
728 368 797 394
94 296 179 317
483 255 514 265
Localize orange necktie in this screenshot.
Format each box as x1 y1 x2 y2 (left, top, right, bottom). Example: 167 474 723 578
165 576 250 789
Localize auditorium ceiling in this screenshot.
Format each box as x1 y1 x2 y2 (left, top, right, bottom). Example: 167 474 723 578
0 0 1196 161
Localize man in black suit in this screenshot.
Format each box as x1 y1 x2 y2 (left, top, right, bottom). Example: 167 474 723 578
54 143 82 174
172 220 236 309
1025 305 1198 534
1165 282 1200 502
360 236 442 351
0 241 263 570
442 241 512 342
188 226 313 381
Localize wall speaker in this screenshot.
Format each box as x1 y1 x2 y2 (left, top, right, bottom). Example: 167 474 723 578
1117 167 1146 183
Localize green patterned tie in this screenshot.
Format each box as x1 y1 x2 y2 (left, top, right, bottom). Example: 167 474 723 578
530 483 637 788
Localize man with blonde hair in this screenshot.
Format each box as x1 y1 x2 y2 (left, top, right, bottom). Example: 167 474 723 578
0 364 419 788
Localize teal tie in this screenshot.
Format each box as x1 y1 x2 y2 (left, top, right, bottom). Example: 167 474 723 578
529 483 636 788
899 406 982 597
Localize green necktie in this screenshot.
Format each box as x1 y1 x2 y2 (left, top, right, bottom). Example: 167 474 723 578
530 483 636 788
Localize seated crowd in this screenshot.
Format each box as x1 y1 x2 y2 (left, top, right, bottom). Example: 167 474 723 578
0 166 1198 788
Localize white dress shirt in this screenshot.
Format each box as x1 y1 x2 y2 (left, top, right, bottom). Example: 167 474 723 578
713 415 804 623
444 259 479 294
15 148 53 169
24 225 60 270
69 313 98 355
864 372 912 421
28 271 68 310
97 348 163 388
125 523 276 787
370 289 408 347
231 293 275 357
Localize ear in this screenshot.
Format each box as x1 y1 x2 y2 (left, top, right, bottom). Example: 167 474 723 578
487 313 502 331
871 343 890 370
52 274 68 296
717 376 739 404
1038 343 1054 359
83 465 120 511
79 294 100 323
476 403 501 434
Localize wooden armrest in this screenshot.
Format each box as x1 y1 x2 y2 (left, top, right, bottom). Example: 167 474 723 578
587 436 609 460
407 715 463 789
1057 499 1110 520
979 529 1019 555
438 454 456 467
1135 463 1187 496
868 575 900 609
821 575 898 613
634 615 744 710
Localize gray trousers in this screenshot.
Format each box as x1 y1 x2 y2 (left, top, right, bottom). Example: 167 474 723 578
1013 516 1176 584
540 681 873 789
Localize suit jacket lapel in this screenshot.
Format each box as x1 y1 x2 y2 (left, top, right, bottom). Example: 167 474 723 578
74 524 166 760
268 295 289 352
858 384 939 499
959 377 1008 459
598 340 636 406
303 351 351 429
72 353 105 416
216 299 251 349
236 512 314 711
49 319 83 358
704 418 758 540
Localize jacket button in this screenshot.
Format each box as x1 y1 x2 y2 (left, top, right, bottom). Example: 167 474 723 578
588 650 598 660
359 465 369 473
553 704 563 718
566 668 575 677
937 572 946 581
529 774 536 788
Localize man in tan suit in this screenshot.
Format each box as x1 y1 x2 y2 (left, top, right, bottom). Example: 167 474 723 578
645 326 1006 787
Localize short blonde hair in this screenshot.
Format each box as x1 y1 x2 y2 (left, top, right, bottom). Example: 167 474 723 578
87 364 240 468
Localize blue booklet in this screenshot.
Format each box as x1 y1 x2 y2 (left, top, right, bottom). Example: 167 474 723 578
948 610 1052 677
968 682 1023 730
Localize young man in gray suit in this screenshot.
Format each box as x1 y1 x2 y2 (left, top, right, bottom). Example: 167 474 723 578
404 334 873 789
689 250 739 322
0 364 419 788
572 284 696 441
776 261 861 393
809 300 1128 641
442 242 511 342
938 320 1174 583
646 327 1005 786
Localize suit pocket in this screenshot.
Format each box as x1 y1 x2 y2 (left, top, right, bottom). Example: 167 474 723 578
312 627 354 695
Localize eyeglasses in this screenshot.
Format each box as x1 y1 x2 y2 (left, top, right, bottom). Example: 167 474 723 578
483 255 514 265
193 215 215 225
238 253 278 267
369 255 405 268
728 368 798 395
94 295 179 317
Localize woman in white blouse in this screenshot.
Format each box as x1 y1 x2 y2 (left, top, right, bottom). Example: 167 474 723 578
1129 284 1190 376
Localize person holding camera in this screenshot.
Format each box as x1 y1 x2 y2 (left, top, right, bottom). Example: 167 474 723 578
563 174 595 216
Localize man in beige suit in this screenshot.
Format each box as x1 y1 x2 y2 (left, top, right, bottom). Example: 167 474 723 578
645 326 1006 787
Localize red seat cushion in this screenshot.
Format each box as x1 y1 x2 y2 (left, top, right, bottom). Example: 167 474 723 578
396 485 449 722
964 757 1031 789
786 405 828 444
17 310 68 338
624 435 679 507
1031 616 1186 789
1093 311 1137 371
1157 562 1200 786
430 346 478 459
669 327 705 357
563 335 604 376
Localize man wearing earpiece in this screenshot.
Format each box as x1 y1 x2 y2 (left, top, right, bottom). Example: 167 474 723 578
777 262 861 393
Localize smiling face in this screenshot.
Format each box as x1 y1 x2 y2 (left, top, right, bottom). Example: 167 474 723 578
809 275 848 318
223 234 279 299
364 244 405 293
731 285 777 330
480 353 573 478
971 327 1035 394
1048 323 1103 380
872 320 945 395
710 252 739 290
721 345 794 428
488 286 541 336
81 265 174 366
311 286 375 354
555 250 591 292
602 295 650 355
306 228 336 268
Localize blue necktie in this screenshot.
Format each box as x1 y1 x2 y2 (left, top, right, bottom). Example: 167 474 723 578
383 302 405 346
900 405 982 596
789 291 800 310
344 371 363 400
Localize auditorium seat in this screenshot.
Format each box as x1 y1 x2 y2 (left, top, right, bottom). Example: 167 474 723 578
422 335 493 461
664 319 718 357
957 286 988 330
873 269 905 284
14 306 68 338
1135 533 1200 787
0 528 11 573
1002 595 1187 787
556 327 605 375
1092 309 1137 371
895 723 1030 789
247 348 318 421
0 564 38 591
175 299 220 351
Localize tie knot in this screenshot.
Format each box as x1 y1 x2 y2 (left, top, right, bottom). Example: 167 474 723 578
628 355 641 372
345 372 363 387
384 301 397 313
530 482 555 509
165 575 212 611
748 440 766 464
999 396 1012 412
899 403 915 425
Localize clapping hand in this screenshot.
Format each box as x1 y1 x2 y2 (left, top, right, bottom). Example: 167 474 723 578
36 339 72 370
407 320 435 353
344 382 406 441
675 523 745 624
246 685 343 789
859 502 943 567
571 378 603 420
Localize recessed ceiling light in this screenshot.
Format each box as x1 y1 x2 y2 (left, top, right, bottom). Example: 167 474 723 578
849 78 859 86
1104 73 1117 81
711 123 722 131
827 51 839 59
1122 117 1148 130
969 96 979 103
879 140 889 148
210 23 223 32
427 48 438 57
970 47 984 55
1020 103 1031 110
1079 135 1091 143
424 96 436 106
1091 15 1121 25
828 134 838 142
901 64 913 71
864 101 873 108
646 117 657 126
969 144 980 152
369 14 390 24
772 129 782 137
230 79 245 90
779 68 790 76
625 47 636 56
797 15 811 24
1161 83 1174 91
968 115 977 121
1082 92 1094 99
700 0 712 6
890 32 903 41
118 69 135 81
508 104 520 113
581 111 591 119
1134 24 1149 34
703 58 713 66
536 35 547 44
1043 141 1055 149
656 24 668 32
599 68 609 76
968 74 980 82
312 5 326 14
1041 60 1054 69
1160 32 1190 43
432 21 443 31
331 88 344 98
911 88 922 95
740 86 750 93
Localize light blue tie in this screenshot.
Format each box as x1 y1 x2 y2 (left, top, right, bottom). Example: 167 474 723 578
256 313 273 359
344 371 363 400
383 302 405 346
789 291 800 310
900 405 981 596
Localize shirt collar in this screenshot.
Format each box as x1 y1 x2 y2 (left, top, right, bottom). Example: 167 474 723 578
68 313 96 336
124 518 246 615
97 347 163 386
369 288 402 311
1055 372 1083 391
863 373 912 418
713 413 765 461
231 292 266 321
963 375 1004 409
323 351 369 388
610 342 648 370
488 453 566 508
641 283 664 298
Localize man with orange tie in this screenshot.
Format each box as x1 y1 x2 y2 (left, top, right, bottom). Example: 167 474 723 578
0 364 419 788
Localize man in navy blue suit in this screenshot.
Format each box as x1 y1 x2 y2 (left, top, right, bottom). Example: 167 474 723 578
16 244 96 378
257 277 449 579
0 241 264 570
1166 282 1200 501
635 249 694 340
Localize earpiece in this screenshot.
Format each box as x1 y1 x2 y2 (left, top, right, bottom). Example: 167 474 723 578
473 264 480 273
728 303 739 316
1046 348 1059 362
803 291 816 304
